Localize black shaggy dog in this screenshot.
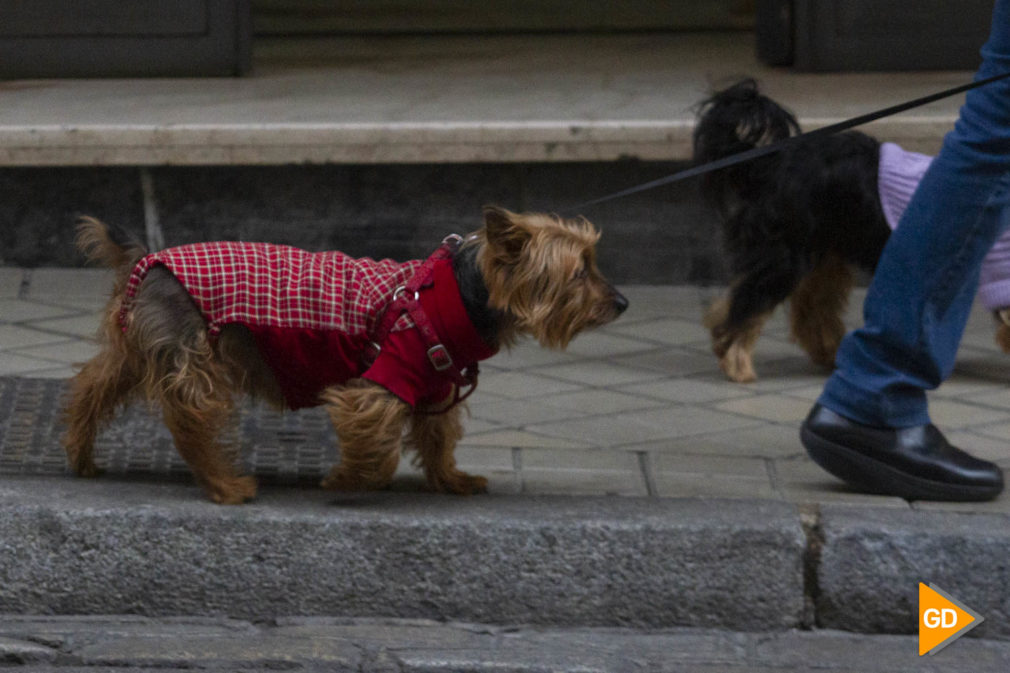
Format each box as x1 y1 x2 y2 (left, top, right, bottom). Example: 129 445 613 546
694 78 892 382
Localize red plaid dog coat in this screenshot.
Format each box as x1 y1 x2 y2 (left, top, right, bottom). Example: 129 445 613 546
120 241 496 409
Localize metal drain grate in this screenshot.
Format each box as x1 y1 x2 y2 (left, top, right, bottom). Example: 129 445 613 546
0 377 338 482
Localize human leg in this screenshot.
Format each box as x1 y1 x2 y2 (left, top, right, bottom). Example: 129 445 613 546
821 17 1010 426
802 0 1010 499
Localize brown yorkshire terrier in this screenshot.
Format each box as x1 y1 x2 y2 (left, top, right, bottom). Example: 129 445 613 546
63 207 627 504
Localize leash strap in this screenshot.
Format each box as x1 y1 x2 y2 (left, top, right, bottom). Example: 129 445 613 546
368 235 480 412
564 70 1010 213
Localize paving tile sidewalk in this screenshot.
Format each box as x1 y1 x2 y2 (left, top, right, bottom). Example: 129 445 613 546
2 267 1010 514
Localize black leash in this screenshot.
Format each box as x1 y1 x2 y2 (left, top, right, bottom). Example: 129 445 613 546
564 70 1010 213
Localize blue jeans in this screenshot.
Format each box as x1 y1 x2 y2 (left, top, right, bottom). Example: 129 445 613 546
819 0 1010 427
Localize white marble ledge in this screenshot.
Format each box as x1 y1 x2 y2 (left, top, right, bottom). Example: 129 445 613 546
0 122 694 165
0 34 970 166
0 117 955 166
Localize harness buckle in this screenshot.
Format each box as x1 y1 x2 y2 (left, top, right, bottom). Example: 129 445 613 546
427 344 454 372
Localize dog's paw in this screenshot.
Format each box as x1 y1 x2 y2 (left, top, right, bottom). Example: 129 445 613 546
709 326 733 359
720 342 757 383
64 442 101 478
71 455 102 479
796 329 839 368
791 320 843 369
320 467 385 492
208 476 258 505
806 345 838 369
428 469 488 495
76 463 103 479
320 470 355 491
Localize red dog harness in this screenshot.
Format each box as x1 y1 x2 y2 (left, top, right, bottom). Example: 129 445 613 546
120 238 496 410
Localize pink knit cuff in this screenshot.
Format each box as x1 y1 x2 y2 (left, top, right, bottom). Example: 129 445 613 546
877 142 933 231
979 275 1010 311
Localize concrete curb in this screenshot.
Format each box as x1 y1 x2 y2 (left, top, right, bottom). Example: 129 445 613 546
1 468 1010 630
0 477 805 630
815 505 1010 640
2 478 1009 637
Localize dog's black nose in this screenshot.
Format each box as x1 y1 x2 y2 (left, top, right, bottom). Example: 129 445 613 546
613 289 629 314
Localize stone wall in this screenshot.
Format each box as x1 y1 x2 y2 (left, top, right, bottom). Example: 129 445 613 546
0 161 727 285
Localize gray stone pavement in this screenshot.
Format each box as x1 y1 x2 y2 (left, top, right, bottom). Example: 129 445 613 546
3 268 1010 512
1 616 1009 672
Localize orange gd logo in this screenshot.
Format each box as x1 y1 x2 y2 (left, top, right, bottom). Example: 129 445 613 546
918 583 984 656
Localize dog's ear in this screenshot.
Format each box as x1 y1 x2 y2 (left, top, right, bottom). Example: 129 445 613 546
482 205 530 265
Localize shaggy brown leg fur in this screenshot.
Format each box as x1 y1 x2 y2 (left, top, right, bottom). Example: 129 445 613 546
135 269 258 503
63 219 145 478
704 295 772 383
409 402 487 495
320 381 410 491
789 254 853 369
66 257 257 504
63 346 137 477
160 390 255 505
142 327 256 503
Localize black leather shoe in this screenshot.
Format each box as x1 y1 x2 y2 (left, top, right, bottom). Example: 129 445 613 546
800 404 1004 501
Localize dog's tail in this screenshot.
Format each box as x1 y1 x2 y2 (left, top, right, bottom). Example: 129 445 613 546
692 78 801 215
75 216 147 273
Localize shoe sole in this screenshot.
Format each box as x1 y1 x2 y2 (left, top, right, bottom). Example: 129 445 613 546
800 425 1003 502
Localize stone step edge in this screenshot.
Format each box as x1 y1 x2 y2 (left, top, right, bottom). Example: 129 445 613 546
0 115 954 166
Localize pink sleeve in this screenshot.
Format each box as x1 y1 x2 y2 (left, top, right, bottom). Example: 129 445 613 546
979 229 1010 311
